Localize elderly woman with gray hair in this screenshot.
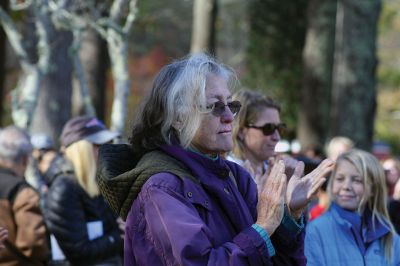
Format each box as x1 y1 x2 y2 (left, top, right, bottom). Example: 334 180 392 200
97 53 334 265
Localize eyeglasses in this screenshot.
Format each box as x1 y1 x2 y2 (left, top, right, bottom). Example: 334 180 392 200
207 101 242 117
246 123 286 136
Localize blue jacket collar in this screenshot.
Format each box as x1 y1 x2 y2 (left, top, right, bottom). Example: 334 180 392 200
330 202 391 244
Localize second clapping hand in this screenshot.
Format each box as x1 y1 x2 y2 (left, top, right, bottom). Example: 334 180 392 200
286 159 335 219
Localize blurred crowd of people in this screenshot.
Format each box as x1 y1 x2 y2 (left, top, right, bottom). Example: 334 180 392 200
0 117 124 265
0 53 399 265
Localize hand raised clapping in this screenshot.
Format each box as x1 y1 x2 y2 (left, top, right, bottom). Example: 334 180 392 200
286 159 335 219
255 158 334 235
256 160 287 236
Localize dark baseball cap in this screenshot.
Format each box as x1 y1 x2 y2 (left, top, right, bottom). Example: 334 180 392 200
61 116 119 147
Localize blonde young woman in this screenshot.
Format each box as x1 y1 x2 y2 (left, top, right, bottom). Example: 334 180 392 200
305 149 400 266
43 116 123 266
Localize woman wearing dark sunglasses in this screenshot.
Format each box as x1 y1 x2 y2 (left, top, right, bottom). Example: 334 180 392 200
228 89 287 187
97 53 334 266
228 88 334 217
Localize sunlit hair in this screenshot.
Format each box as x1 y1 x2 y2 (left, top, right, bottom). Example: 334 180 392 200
231 89 280 161
327 149 396 263
0 126 32 164
64 140 99 197
129 53 236 155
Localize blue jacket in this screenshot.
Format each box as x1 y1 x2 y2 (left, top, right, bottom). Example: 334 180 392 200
97 143 306 265
305 203 400 266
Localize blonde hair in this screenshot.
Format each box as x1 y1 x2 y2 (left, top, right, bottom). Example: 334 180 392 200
327 149 396 263
64 140 99 197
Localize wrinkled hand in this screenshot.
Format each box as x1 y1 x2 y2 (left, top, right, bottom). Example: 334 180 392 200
256 160 287 236
286 159 335 219
0 227 8 250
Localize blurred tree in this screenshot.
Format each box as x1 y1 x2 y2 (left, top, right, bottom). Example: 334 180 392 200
0 1 73 142
0 1 8 121
191 0 218 55
79 29 109 121
0 0 137 143
245 0 309 138
329 0 381 150
298 0 337 151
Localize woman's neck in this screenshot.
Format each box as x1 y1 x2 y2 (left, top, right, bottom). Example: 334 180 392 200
242 151 265 170
187 146 219 161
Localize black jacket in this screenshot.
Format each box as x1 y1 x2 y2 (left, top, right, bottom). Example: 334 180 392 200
43 171 122 266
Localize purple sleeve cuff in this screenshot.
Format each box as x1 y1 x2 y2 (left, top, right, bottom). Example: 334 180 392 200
233 226 272 265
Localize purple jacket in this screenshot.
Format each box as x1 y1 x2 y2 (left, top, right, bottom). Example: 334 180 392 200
97 144 305 266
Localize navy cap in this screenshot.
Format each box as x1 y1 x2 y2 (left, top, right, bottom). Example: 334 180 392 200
61 116 119 147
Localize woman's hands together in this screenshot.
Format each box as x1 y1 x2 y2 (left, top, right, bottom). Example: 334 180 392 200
286 159 335 219
256 160 287 236
255 157 334 235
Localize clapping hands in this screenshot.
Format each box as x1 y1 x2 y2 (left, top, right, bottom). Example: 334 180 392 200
255 157 334 235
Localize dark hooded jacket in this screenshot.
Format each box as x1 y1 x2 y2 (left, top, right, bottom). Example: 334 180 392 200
42 156 123 266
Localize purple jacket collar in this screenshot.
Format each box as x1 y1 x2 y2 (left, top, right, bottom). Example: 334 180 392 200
159 144 232 182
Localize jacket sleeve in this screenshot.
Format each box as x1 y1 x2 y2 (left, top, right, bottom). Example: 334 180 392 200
304 222 325 266
129 176 273 266
45 177 122 265
13 187 49 263
270 212 306 265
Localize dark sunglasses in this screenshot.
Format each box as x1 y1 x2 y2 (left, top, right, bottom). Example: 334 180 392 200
246 123 286 136
207 101 241 117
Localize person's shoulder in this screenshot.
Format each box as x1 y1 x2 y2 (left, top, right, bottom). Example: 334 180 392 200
144 172 183 191
12 185 40 209
307 210 334 230
225 154 244 166
48 173 79 195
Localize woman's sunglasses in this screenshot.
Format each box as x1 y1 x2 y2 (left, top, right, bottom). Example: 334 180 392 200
207 101 242 117
246 123 286 136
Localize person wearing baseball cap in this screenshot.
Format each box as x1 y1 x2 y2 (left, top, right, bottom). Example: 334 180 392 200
43 116 123 265
60 116 120 148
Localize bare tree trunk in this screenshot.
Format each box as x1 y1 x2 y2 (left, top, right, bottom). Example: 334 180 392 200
80 29 109 121
30 30 73 144
107 0 137 135
0 1 7 124
190 0 217 55
330 0 381 150
298 0 337 151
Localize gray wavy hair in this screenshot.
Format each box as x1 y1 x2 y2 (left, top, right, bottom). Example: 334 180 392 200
130 53 236 154
0 126 32 164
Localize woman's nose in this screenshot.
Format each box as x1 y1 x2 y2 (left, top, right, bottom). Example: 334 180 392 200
271 128 281 141
220 107 234 123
